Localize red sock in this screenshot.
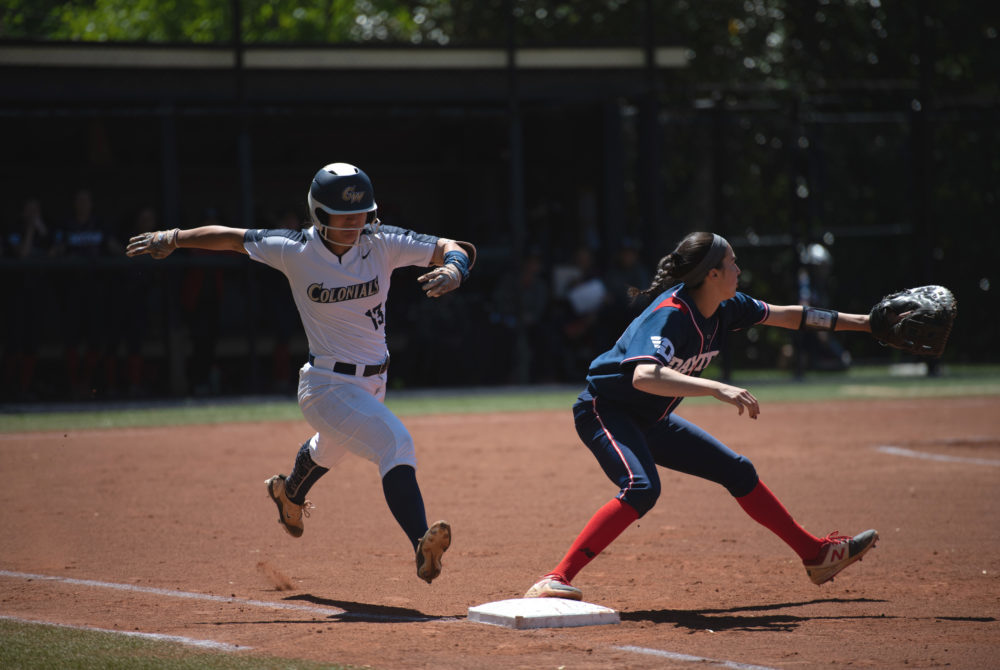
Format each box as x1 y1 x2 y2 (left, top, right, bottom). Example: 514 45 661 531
548 498 639 583
736 480 823 560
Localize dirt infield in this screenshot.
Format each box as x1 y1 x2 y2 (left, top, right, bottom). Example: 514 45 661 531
2 396 998 669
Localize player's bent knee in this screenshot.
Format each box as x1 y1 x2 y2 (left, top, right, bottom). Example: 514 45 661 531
722 457 758 498
623 483 660 517
379 440 417 478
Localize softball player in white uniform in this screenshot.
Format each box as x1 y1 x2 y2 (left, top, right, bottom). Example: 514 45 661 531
126 162 475 584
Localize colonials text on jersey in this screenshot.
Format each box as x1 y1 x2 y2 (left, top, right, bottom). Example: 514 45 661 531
307 277 380 303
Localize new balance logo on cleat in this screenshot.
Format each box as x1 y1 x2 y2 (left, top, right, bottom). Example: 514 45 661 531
803 529 878 585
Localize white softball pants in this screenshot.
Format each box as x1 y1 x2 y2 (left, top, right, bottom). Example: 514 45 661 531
296 363 417 477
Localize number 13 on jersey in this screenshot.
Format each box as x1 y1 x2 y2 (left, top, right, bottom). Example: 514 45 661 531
365 302 385 329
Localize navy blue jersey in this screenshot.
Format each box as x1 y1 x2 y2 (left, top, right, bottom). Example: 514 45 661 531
585 283 769 421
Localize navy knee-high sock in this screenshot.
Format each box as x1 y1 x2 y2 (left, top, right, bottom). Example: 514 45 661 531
381 465 428 550
283 441 328 505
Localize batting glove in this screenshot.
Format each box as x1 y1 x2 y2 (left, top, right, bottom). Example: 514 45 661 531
418 264 462 298
126 228 180 259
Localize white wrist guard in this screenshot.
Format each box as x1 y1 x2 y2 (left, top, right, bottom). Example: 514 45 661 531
800 306 839 331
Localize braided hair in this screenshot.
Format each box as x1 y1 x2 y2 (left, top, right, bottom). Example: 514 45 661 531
627 231 719 300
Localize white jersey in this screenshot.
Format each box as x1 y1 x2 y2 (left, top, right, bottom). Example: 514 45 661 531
244 224 437 365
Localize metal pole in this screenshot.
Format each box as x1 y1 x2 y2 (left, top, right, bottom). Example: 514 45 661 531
505 0 529 384
232 0 259 391
637 0 661 246
159 109 187 395
790 96 807 382
914 0 939 377
710 103 734 382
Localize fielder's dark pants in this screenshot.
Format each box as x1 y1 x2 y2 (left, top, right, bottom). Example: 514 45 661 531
573 394 759 518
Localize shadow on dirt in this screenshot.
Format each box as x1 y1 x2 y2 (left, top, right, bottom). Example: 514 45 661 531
284 593 450 623
620 597 889 632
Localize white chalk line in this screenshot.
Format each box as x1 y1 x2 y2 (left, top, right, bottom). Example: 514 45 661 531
616 644 778 669
616 645 777 670
875 445 1000 466
1 569 454 625
4 570 781 668
0 614 247 652
0 570 348 617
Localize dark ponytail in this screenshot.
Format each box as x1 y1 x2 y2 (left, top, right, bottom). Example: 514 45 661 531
628 232 721 300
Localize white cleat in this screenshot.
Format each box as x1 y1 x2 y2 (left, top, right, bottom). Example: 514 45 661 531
804 529 879 585
524 576 583 601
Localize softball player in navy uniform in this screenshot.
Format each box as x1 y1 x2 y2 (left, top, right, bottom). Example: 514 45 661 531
127 163 475 584
525 231 877 601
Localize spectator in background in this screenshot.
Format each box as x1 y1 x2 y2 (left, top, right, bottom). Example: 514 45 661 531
181 207 228 395
51 187 122 399
117 205 162 396
488 248 550 383
12 198 52 259
550 246 608 381
797 242 850 371
603 236 651 328
1 198 53 400
51 188 120 257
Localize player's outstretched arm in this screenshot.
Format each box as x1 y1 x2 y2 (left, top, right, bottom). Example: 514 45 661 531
632 363 760 419
126 225 249 259
763 304 871 333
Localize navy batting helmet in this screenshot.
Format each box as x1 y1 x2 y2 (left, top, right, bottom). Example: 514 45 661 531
307 163 379 241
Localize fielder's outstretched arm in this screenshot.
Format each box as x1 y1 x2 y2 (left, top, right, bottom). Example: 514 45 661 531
762 304 871 333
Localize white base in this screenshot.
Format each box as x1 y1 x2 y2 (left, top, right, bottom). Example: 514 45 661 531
468 598 620 629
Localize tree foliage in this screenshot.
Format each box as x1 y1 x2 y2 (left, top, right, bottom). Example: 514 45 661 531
2 1 996 96
1 0 231 42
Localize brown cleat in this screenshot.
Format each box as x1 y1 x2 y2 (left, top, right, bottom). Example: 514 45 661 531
416 520 451 584
265 474 312 538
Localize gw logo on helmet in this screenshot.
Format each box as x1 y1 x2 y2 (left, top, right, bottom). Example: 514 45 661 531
342 185 366 205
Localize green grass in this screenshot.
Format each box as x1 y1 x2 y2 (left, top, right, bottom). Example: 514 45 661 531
1 365 998 434
0 619 357 670
0 400 306 433
716 363 1000 402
